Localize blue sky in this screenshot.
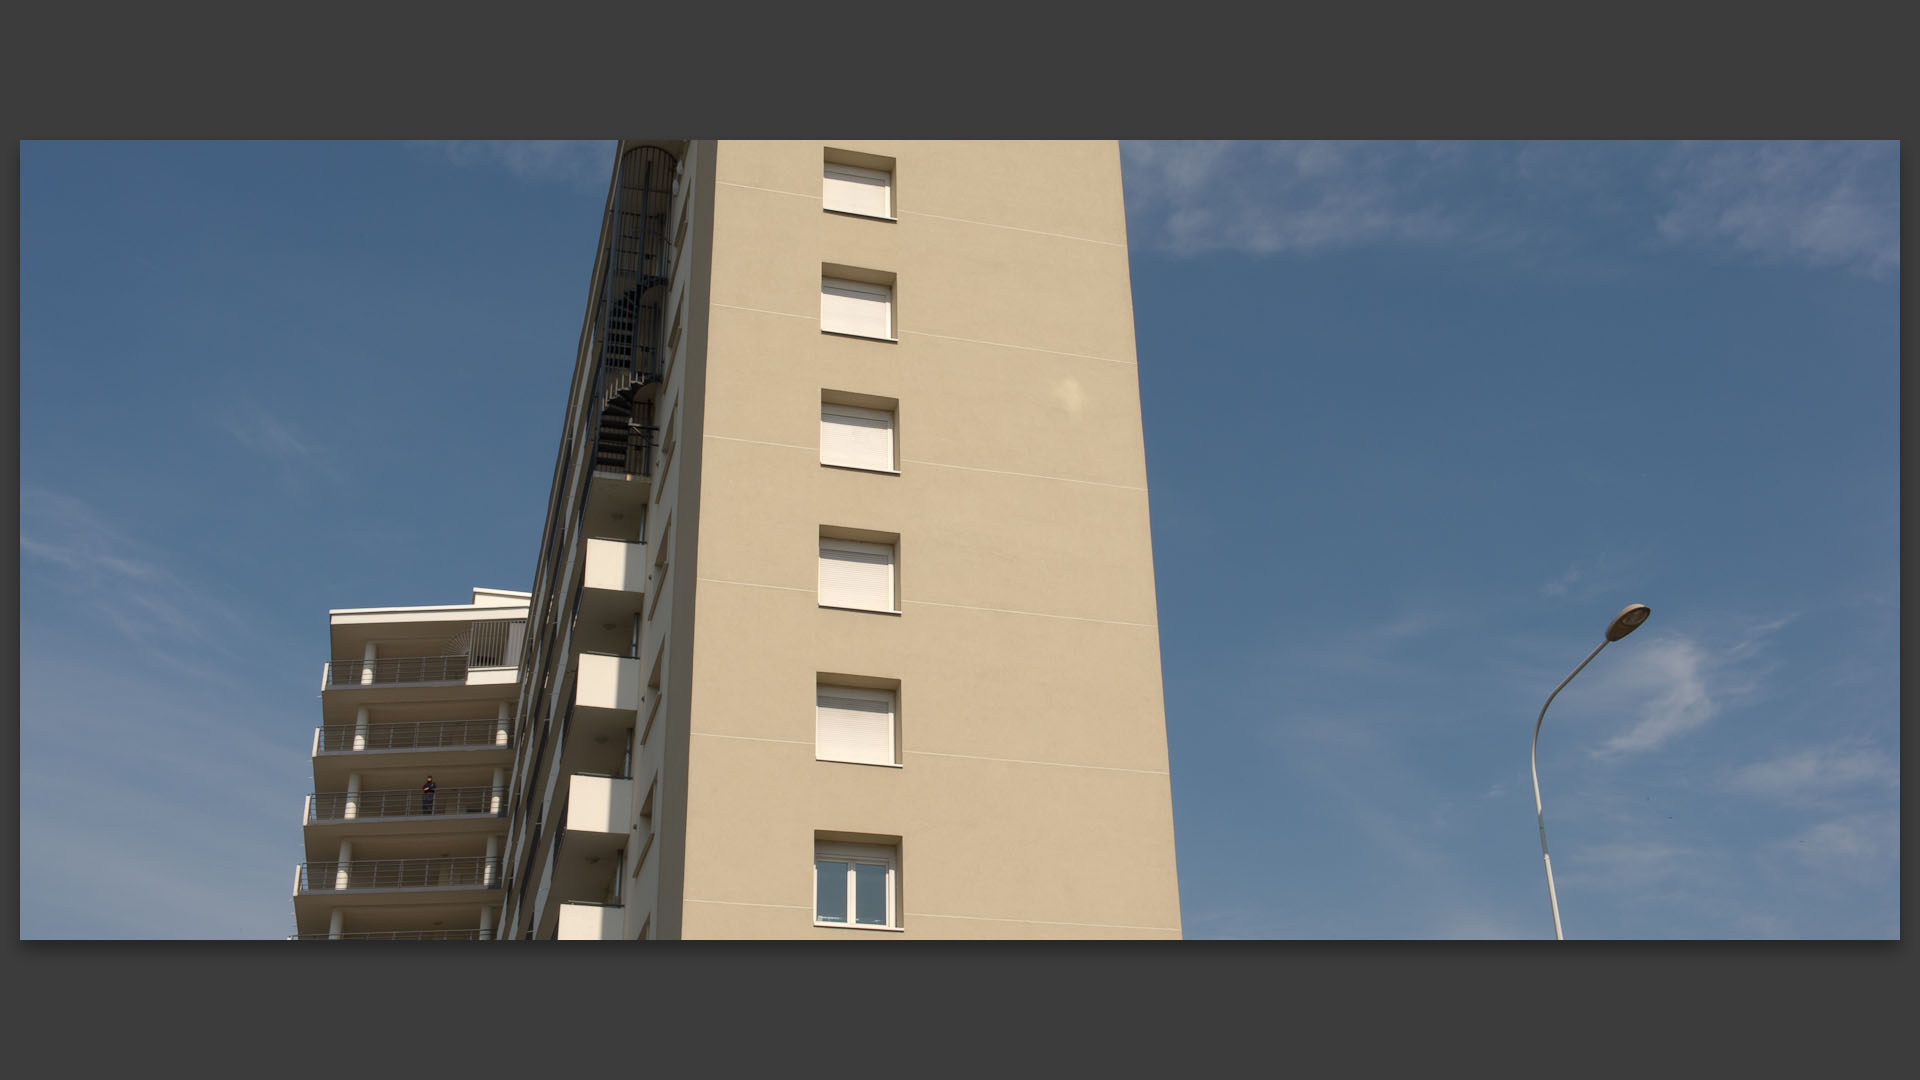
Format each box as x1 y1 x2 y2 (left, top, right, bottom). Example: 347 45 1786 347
18 141 1898 939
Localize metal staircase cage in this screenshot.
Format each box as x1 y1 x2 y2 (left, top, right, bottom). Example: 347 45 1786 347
593 144 679 477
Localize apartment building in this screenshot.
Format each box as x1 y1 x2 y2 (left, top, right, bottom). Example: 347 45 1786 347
291 588 529 939
492 140 1181 939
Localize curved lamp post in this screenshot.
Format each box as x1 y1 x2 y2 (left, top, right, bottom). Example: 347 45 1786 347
1531 603 1651 940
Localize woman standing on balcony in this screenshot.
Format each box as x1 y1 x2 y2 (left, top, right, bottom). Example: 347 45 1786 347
421 775 437 815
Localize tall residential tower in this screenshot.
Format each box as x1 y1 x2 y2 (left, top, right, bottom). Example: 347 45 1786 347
495 140 1180 939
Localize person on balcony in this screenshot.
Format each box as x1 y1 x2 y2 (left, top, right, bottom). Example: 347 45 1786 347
422 775 437 815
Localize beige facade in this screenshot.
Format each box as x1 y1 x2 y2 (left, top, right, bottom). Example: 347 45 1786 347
496 140 1179 939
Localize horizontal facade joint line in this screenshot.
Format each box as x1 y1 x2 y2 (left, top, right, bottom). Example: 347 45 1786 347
710 301 813 322
902 597 1156 628
707 302 1137 366
691 731 814 746
686 730 1167 776
695 576 1157 627
899 457 1147 492
906 911 1181 932
696 577 814 594
897 329 1136 367
902 749 1170 776
896 208 1126 248
704 434 816 453
701 433 1146 491
685 898 813 912
714 179 819 202
713 179 1125 247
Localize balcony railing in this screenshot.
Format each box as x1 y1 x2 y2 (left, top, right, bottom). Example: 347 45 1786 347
298 856 503 893
328 655 468 687
317 719 508 753
593 422 655 477
291 929 491 941
468 620 519 667
309 786 503 821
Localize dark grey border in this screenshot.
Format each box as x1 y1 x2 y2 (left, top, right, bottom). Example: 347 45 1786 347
5 0 1911 1072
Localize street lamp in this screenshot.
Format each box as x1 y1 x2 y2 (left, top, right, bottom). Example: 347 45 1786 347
1530 603 1651 940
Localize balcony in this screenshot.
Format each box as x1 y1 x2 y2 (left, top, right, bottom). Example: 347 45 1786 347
297 856 503 894
583 537 647 596
593 421 656 478
307 786 505 823
556 902 624 940
565 774 631 841
575 653 640 715
315 718 510 754
324 620 526 691
327 655 468 687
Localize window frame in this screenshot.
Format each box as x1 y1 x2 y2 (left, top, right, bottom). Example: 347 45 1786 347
817 535 898 614
822 159 896 221
820 274 896 341
819 400 898 474
815 682 900 768
813 841 900 931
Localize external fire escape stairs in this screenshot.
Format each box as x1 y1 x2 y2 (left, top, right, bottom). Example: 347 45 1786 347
592 144 679 478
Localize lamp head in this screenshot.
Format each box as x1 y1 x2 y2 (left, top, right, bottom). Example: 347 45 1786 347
1605 603 1652 642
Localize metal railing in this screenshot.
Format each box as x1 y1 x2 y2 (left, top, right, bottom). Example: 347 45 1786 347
298 856 503 892
292 929 491 941
328 655 468 687
469 620 521 667
593 420 655 477
317 719 509 753
309 786 504 821
594 145 676 384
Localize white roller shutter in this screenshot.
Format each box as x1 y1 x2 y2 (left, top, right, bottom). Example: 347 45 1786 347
821 277 893 338
816 686 895 765
819 537 894 610
823 162 892 218
821 403 895 471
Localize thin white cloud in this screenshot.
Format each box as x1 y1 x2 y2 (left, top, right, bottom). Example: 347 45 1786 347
1590 635 1717 756
1726 739 1897 806
1375 608 1453 641
1780 812 1897 875
1543 565 1582 598
19 637 312 938
430 140 615 189
1656 141 1898 278
222 399 343 483
1564 839 1700 891
22 816 292 939
1122 141 1470 256
1581 616 1791 759
19 488 245 658
1122 140 1897 278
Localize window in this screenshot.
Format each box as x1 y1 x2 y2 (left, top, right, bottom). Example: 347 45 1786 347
816 683 897 766
821 275 893 340
819 535 895 612
814 841 897 929
820 400 896 472
823 158 893 219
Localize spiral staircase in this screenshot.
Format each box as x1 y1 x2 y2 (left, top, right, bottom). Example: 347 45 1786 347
592 144 678 476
